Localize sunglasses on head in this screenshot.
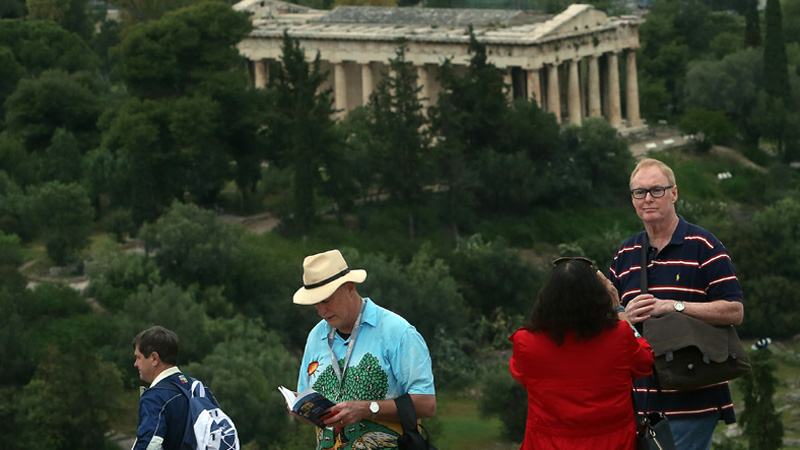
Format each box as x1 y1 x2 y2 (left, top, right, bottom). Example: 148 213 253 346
552 256 594 268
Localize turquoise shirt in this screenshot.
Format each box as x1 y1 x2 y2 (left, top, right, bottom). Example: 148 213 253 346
297 298 435 450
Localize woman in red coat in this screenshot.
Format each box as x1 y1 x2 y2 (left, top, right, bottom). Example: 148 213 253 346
509 257 654 450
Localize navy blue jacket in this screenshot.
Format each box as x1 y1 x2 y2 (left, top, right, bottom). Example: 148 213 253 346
133 372 190 450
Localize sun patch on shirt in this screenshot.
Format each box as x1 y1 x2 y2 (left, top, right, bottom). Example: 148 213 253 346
307 361 319 376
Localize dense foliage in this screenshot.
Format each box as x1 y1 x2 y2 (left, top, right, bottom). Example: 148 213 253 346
2 0 800 448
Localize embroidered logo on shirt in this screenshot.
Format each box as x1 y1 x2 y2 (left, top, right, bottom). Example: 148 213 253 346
178 374 189 384
676 273 680 281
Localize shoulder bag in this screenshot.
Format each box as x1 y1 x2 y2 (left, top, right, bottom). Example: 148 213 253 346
636 369 676 450
638 235 751 390
394 394 438 450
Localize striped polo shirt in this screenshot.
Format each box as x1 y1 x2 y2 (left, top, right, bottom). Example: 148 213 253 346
609 216 743 423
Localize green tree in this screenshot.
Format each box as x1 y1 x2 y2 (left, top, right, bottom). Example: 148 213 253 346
739 348 784 450
42 128 82 183
139 201 245 288
740 275 800 338
356 246 468 348
0 170 36 241
368 42 432 239
4 69 102 154
269 32 338 235
682 48 763 146
489 99 573 208
678 107 735 151
114 282 212 377
0 0 25 17
0 230 25 292
564 118 634 200
110 1 252 99
107 2 258 211
449 234 540 316
0 19 98 111
429 31 508 236
479 363 527 440
765 0 791 104
26 0 93 40
85 242 162 312
99 98 182 224
111 0 192 27
0 133 39 187
81 147 124 217
184 317 301 449
744 0 761 47
28 181 94 265
19 345 123 449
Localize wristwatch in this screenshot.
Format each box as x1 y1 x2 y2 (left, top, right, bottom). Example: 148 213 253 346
674 300 685 312
369 401 380 418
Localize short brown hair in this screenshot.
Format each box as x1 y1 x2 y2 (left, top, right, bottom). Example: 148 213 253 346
630 158 676 189
132 326 179 366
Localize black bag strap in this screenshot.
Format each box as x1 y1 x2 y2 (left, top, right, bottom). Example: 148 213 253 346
394 394 419 434
640 233 649 295
637 237 665 414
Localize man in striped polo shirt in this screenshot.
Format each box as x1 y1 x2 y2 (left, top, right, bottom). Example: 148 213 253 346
609 158 744 450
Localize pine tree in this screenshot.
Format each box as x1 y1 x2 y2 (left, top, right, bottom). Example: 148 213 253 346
739 348 784 450
270 32 338 235
764 0 791 104
429 30 508 237
744 0 761 48
367 42 431 239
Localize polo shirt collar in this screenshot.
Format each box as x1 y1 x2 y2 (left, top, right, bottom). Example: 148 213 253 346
150 366 181 388
668 215 689 247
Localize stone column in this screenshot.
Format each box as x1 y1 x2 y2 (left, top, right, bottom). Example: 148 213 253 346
504 71 514 102
626 51 643 128
334 62 347 116
417 64 430 109
253 59 268 89
588 55 601 117
547 63 561 123
362 63 374 106
527 69 541 106
606 52 622 128
568 59 582 125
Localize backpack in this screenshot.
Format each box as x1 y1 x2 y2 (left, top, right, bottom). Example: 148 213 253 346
171 375 240 450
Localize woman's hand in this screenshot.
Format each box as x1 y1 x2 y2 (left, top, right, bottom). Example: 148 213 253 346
596 270 620 307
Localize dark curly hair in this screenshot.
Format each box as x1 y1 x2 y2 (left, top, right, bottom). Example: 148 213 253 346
527 259 618 346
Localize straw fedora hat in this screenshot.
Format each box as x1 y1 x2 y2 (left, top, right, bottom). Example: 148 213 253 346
293 250 367 305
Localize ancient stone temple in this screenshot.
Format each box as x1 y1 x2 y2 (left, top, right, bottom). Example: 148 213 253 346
234 0 645 130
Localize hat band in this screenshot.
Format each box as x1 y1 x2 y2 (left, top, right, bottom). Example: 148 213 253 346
304 268 351 290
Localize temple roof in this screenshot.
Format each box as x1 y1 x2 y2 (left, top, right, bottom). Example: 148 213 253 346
234 1 641 46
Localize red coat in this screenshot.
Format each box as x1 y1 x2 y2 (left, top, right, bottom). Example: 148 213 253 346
509 321 653 450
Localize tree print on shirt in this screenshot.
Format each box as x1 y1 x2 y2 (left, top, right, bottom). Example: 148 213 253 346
312 353 396 450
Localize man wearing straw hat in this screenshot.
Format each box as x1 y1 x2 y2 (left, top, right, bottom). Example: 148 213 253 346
293 249 436 450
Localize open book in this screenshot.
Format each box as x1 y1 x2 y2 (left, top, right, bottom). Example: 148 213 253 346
278 386 337 428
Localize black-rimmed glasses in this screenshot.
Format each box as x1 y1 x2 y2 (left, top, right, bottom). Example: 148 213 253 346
552 256 594 268
630 185 674 199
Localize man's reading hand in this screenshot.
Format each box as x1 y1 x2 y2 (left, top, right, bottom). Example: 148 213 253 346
322 401 363 427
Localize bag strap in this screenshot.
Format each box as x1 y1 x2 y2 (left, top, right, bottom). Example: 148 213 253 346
637 236 666 414
393 394 419 434
640 233 649 295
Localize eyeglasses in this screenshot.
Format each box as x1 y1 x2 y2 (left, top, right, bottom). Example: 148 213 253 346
552 256 594 268
630 185 674 199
